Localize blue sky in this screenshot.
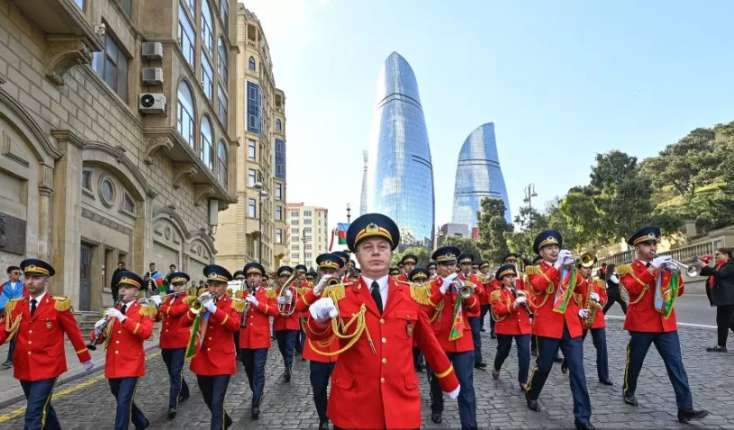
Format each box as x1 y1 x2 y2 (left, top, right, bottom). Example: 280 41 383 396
242 0 734 234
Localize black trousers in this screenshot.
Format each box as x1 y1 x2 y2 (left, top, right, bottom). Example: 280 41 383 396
603 290 627 315
715 304 734 346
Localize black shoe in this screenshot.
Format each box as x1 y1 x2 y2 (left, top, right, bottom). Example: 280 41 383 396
251 405 260 420
706 345 727 352
225 413 233 429
623 394 638 406
561 362 568 374
475 362 487 370
416 364 425 373
137 419 150 430
553 355 563 363
318 419 329 430
678 409 709 423
284 367 292 383
531 349 538 357
0 361 11 370
431 412 442 423
178 391 190 403
167 408 176 420
599 379 613 386
480 328 486 332
492 369 500 380
575 421 595 430
490 332 496 339
526 397 540 412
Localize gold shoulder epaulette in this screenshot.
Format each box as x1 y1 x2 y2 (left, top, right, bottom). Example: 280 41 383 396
139 303 158 318
616 264 632 276
231 298 245 313
322 283 346 302
489 290 502 303
266 288 277 299
53 296 72 312
525 265 540 276
226 288 233 297
409 282 431 305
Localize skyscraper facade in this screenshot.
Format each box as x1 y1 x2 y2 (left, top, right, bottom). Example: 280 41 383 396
452 123 512 230
366 52 435 247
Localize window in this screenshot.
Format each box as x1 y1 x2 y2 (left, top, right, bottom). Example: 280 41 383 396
200 116 214 169
275 206 283 221
291 219 299 225
275 183 282 200
303 210 312 217
274 138 286 179
303 227 312 233
219 0 229 32
304 253 312 260
275 118 282 132
304 244 312 251
303 219 312 225
99 176 116 207
247 169 257 187
290 210 299 218
122 192 135 213
247 198 257 218
201 53 213 100
118 0 132 17
291 253 299 260
176 81 195 146
275 229 283 244
74 0 84 9
217 140 227 186
92 33 129 102
291 228 298 235
201 0 214 53
247 139 256 160
178 2 195 67
82 170 92 191
247 82 261 134
217 84 227 125
248 56 256 72
218 38 228 82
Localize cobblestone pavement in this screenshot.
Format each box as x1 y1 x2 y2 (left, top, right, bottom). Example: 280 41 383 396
1 320 732 429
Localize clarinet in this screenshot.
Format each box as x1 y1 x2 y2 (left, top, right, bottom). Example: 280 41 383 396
511 286 534 317
87 300 121 351
240 281 257 328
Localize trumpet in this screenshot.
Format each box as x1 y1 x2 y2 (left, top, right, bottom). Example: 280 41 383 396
241 280 258 328
450 278 475 300
662 259 701 277
276 271 298 316
511 287 533 317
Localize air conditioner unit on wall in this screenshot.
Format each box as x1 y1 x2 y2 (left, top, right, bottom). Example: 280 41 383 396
139 93 166 114
141 42 163 60
142 67 163 85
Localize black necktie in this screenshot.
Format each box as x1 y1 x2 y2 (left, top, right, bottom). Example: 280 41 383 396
121 304 127 315
30 299 37 316
371 281 383 314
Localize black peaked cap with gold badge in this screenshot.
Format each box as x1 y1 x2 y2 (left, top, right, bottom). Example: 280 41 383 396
346 213 400 252
20 258 55 277
408 268 429 282
627 226 661 247
276 266 293 277
167 271 190 285
432 246 461 264
533 230 563 254
400 254 418 265
204 264 233 283
458 254 474 265
316 253 344 270
116 270 144 289
495 263 518 280
243 262 265 277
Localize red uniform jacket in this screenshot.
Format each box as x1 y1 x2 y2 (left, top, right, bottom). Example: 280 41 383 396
478 275 493 305
97 301 154 378
526 261 588 339
587 278 608 330
158 295 191 349
426 277 479 353
185 295 241 376
620 260 684 333
273 285 301 331
306 277 459 429
0 294 91 381
298 288 339 363
238 287 278 349
489 282 532 335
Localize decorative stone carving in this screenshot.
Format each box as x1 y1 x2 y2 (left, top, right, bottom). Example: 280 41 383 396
45 36 93 86
144 136 174 165
172 164 198 189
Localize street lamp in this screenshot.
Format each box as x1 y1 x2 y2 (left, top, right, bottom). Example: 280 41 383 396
254 181 269 265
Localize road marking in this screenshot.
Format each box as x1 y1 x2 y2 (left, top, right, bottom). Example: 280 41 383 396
0 351 161 423
606 315 716 329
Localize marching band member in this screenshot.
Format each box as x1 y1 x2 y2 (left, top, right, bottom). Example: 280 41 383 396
305 214 460 429
232 270 245 356
489 263 532 390
273 265 299 383
577 256 613 386
458 254 487 371
397 254 418 282
524 230 594 430
408 268 430 372
618 226 708 423
293 264 310 358
427 261 438 279
158 271 192 419
331 251 351 282
425 246 478 429
238 262 278 419
91 271 155 430
478 261 493 333
185 265 242 429
0 258 93 429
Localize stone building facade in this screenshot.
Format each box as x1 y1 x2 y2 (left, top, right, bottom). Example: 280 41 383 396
0 0 238 310
215 5 288 274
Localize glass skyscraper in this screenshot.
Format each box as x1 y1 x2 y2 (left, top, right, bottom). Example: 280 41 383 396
366 52 435 247
452 123 511 229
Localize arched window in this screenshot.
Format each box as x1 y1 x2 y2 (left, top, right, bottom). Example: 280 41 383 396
218 37 228 82
177 1 195 67
248 56 256 72
219 0 229 32
275 118 282 132
217 140 227 186
200 116 214 169
176 81 195 147
201 0 214 53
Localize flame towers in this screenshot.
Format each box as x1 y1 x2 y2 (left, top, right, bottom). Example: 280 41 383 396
366 52 435 247
452 123 511 230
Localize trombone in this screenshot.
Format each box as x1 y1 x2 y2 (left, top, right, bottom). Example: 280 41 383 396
276 271 298 316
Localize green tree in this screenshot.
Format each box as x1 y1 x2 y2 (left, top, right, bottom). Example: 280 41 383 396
442 237 481 262
506 204 548 259
477 197 513 264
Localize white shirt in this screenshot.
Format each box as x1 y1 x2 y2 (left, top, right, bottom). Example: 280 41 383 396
361 274 389 308
29 291 46 313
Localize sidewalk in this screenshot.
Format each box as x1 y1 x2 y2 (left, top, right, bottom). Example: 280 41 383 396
0 322 162 408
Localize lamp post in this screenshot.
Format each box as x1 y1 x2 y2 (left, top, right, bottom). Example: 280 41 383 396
254 182 269 264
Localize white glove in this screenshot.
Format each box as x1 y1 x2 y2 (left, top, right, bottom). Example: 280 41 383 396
440 273 458 294
203 301 217 313
590 292 600 302
94 318 107 331
309 297 338 322
313 275 333 296
150 295 162 306
554 250 573 269
651 255 672 269
245 295 259 307
105 308 126 322
447 385 461 400
82 360 94 373
578 309 590 319
514 296 527 305
197 292 213 306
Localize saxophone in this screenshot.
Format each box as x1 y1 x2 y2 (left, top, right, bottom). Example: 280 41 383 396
583 279 603 329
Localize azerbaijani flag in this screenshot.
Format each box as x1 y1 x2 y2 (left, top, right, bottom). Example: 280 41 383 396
151 271 166 293
337 223 349 245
